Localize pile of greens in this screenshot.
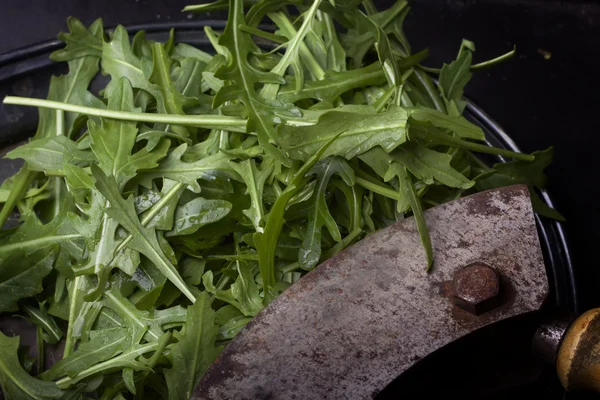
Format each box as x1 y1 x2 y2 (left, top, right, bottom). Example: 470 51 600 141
0 0 559 398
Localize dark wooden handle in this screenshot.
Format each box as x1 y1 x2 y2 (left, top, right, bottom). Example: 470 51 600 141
557 308 600 391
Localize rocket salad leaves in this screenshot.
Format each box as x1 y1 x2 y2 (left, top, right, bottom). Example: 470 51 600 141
0 0 560 398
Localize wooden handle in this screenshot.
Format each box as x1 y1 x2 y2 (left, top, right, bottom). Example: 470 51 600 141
557 308 600 391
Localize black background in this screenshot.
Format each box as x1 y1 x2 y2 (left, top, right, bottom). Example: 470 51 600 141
1 0 599 312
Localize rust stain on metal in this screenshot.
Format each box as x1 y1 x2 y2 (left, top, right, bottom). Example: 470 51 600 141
194 185 549 400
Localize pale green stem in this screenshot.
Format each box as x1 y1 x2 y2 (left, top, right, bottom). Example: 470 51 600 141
3 96 248 132
62 276 82 358
355 177 399 200
54 109 65 216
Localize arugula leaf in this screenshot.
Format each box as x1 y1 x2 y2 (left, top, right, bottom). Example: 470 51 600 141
409 106 485 140
259 0 323 99
0 247 57 312
439 46 473 112
102 26 168 115
55 340 160 389
137 143 236 192
51 17 104 62
103 289 186 342
6 136 94 174
278 105 409 161
277 62 386 103
167 197 232 237
41 328 131 380
392 141 474 189
148 42 188 116
37 57 105 139
21 302 63 345
92 166 196 303
90 78 168 187
0 333 64 399
216 262 263 316
213 0 287 163
476 147 552 190
164 292 219 400
254 133 342 301
230 159 274 232
385 164 434 270
299 157 355 270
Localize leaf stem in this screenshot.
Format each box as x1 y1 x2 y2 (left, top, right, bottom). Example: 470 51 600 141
239 25 287 44
3 96 248 132
355 177 399 200
36 325 45 375
0 167 35 229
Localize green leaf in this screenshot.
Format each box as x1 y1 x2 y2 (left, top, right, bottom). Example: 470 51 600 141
299 157 355 270
167 197 232 237
0 203 83 271
55 339 160 389
216 262 263 316
439 48 472 111
21 302 64 344
41 328 131 381
392 141 474 189
181 258 206 286
102 26 169 115
51 17 104 62
340 1 408 68
278 105 409 161
476 147 552 190
409 106 485 140
213 0 288 163
322 11 347 72
230 159 274 232
148 42 187 116
386 165 433 270
0 247 58 312
277 62 386 104
90 78 168 187
6 136 94 173
137 143 236 192
0 166 36 228
68 188 122 279
164 292 219 400
36 57 105 139
173 58 209 101
0 333 64 399
254 133 342 301
92 166 196 303
259 0 323 100
103 289 186 342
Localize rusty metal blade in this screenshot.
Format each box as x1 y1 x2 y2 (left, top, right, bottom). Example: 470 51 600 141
195 185 549 399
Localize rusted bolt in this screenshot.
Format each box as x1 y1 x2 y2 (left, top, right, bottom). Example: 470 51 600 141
452 262 501 315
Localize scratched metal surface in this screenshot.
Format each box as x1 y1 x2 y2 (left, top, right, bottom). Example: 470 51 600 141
195 184 549 400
